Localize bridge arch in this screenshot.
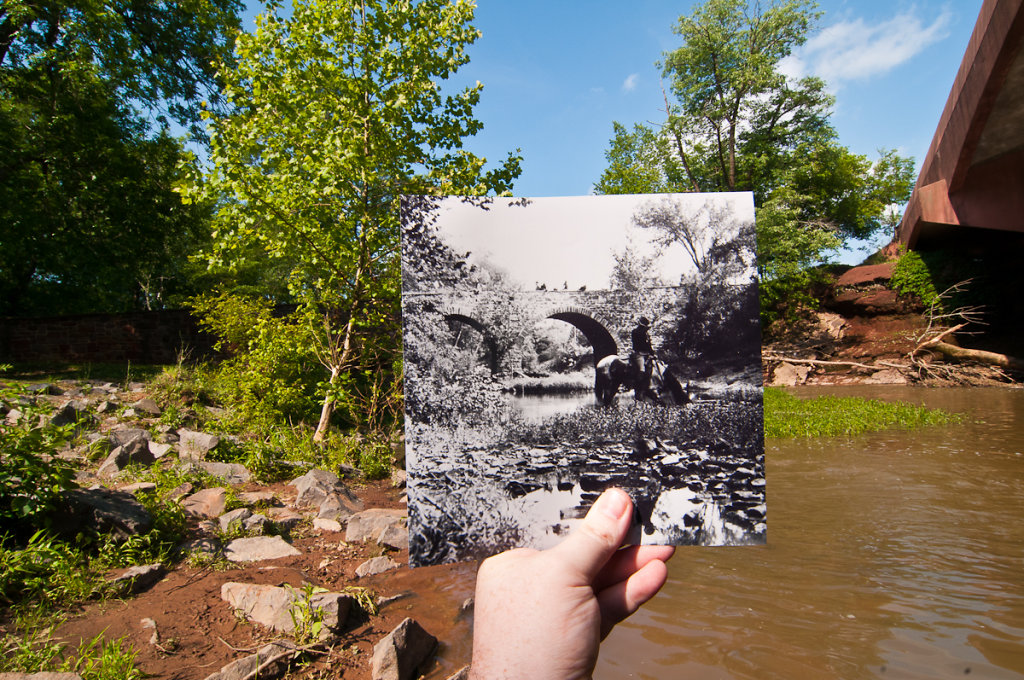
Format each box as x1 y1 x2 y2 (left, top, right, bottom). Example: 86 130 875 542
442 311 500 374
544 308 619 364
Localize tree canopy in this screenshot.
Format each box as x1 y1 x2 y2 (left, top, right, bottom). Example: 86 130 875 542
185 0 521 440
595 0 916 318
0 0 243 316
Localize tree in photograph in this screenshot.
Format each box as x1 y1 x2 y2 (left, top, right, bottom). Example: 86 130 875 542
594 0 916 320
186 0 521 442
0 0 243 316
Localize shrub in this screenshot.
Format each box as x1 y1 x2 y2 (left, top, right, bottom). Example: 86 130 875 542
891 248 940 308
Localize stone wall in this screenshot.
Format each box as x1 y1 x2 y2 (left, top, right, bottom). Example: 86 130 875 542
0 309 217 365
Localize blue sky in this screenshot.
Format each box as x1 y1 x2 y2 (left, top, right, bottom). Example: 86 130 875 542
240 0 982 262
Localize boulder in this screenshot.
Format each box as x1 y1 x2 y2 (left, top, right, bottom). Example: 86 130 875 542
346 508 407 543
313 518 343 532
224 536 300 562
59 488 152 539
356 556 400 578
182 487 229 518
108 428 151 448
377 523 409 551
370 618 437 680
110 563 166 595
836 262 893 287
119 482 157 494
49 400 91 427
317 491 362 521
267 507 303 531
132 398 162 415
238 491 278 507
178 429 220 460
219 508 253 532
97 437 156 478
220 583 352 636
148 441 173 459
771 362 811 387
290 469 362 510
199 461 252 485
201 640 297 680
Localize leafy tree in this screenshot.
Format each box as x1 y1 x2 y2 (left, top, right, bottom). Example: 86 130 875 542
0 0 243 316
186 0 521 442
594 0 916 320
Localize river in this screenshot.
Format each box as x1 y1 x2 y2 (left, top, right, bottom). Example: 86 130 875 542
595 386 1024 679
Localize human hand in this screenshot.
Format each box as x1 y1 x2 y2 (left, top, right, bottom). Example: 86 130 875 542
468 487 675 680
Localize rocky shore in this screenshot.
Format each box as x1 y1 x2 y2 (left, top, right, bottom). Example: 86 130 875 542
0 379 473 680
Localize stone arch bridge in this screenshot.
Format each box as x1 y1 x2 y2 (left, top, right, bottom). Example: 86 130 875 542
405 287 683 374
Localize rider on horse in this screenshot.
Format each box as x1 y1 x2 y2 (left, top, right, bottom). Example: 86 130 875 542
630 317 656 401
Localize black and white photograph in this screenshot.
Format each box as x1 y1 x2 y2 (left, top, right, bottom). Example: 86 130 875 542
401 193 764 568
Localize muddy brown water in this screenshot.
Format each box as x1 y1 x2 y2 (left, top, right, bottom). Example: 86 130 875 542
594 386 1024 679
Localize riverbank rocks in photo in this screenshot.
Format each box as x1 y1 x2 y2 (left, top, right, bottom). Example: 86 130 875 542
110 563 166 595
356 555 400 578
182 486 228 518
371 617 438 680
291 468 363 513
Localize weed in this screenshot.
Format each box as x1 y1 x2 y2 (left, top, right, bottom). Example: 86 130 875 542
763 387 957 438
286 583 329 644
64 632 144 680
342 586 379 617
0 531 108 608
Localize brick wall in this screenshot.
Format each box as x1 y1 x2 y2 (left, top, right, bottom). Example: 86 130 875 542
0 309 217 364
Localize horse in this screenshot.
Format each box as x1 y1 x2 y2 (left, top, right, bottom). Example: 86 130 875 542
594 354 689 406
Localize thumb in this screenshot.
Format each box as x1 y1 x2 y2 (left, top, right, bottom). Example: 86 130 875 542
550 487 634 582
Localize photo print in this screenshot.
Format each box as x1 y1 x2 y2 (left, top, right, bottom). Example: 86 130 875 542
401 193 764 567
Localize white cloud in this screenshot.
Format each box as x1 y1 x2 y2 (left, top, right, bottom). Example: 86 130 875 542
783 9 952 86
621 73 639 92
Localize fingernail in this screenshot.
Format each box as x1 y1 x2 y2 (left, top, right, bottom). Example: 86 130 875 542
594 488 630 521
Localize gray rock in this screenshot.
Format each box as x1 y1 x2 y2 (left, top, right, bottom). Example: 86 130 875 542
59 488 152 539
5 408 23 424
346 508 407 544
391 469 408 489
243 513 269 534
132 398 162 415
771 362 810 387
377 523 409 551
224 536 300 562
356 556 400 578
97 437 156 478
108 428 151 448
267 507 303 531
148 441 173 459
119 482 157 494
313 518 343 532
291 468 342 507
178 429 220 460
317 491 362 521
238 491 279 507
49 400 91 427
220 583 352 636
201 641 297 680
110 563 166 594
370 618 437 680
180 536 222 560
219 508 253 532
182 487 228 518
199 461 252 485
95 400 116 414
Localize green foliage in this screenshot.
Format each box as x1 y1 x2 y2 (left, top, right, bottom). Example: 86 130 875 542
62 633 143 680
0 0 242 316
1 622 142 680
286 583 329 644
0 387 77 541
182 0 521 443
763 387 956 438
191 292 320 428
891 249 941 309
0 531 106 608
96 495 189 568
595 0 916 322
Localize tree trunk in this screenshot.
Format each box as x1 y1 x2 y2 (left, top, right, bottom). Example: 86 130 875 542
313 363 341 443
930 342 1024 370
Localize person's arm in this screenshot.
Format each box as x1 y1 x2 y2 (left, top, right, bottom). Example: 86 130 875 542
469 488 675 680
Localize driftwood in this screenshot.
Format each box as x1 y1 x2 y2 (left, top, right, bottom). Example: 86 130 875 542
929 342 1024 370
762 354 908 372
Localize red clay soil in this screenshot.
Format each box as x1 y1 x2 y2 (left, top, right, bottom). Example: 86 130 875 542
46 480 477 680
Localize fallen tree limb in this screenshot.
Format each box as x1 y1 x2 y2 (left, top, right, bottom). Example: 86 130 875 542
929 342 1024 370
763 355 909 372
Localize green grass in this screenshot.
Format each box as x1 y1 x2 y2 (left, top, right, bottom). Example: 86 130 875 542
3 362 166 385
763 387 957 438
